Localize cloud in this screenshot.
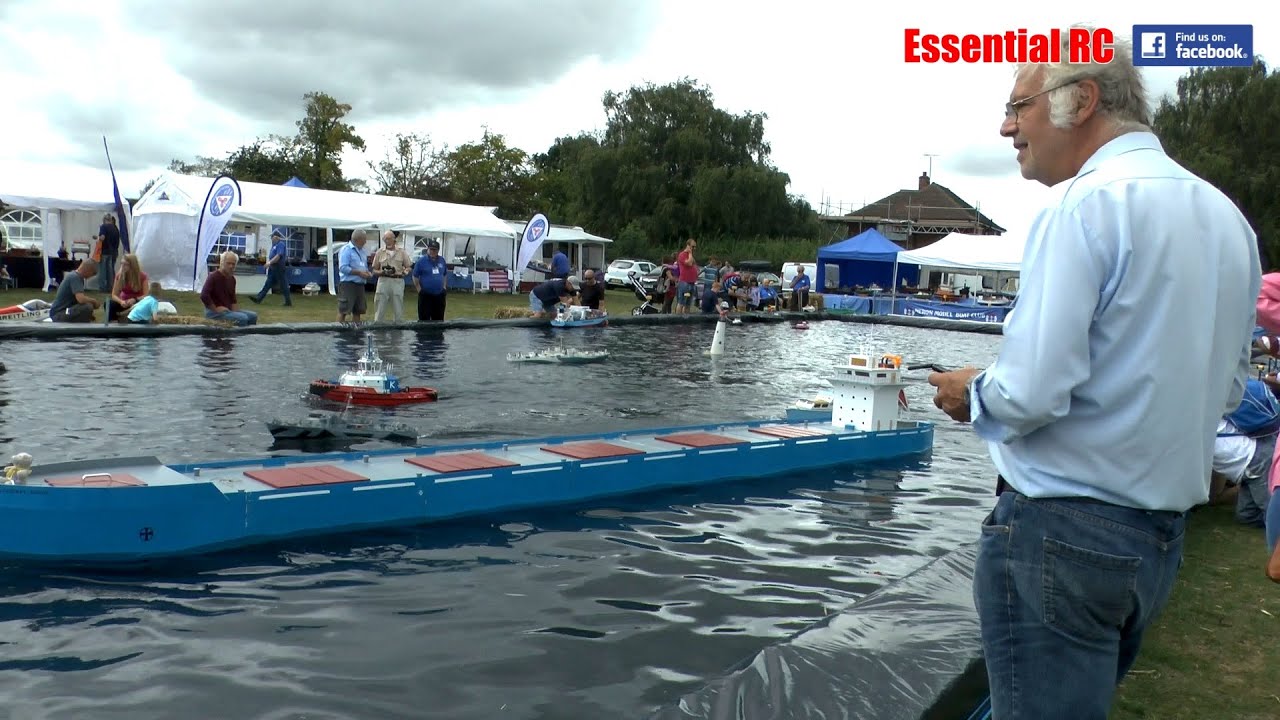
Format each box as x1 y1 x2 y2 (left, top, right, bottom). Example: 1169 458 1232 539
946 143 1020 178
127 0 659 123
41 98 210 172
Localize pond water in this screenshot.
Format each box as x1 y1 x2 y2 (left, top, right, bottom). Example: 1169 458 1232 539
0 321 1003 720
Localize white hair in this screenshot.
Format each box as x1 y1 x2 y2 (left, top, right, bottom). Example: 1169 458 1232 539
1017 25 1151 132
351 229 368 242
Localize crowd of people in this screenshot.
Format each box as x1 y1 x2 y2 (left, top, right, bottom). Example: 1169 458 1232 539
925 29 1274 720
47 219 168 326
633 246 812 315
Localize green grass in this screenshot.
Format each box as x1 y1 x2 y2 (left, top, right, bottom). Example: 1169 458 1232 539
1110 503 1280 719
0 286 643 323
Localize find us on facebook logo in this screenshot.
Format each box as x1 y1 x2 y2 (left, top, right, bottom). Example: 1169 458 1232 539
1133 24 1253 66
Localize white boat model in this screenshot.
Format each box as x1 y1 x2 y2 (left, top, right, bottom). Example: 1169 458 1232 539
0 298 51 322
507 347 610 364
785 352 910 422
550 304 607 328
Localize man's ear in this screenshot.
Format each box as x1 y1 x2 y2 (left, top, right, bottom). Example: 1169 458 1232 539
1073 78 1102 126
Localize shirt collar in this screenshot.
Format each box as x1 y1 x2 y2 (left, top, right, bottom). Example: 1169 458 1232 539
1077 130 1164 177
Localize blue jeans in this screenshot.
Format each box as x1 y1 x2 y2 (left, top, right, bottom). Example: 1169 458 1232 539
205 309 258 327
1267 489 1280 553
255 265 291 304
975 491 1185 720
98 254 117 292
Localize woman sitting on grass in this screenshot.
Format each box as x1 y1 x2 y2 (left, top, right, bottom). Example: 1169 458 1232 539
107 253 149 322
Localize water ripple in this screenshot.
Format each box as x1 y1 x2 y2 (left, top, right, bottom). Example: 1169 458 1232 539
0 322 1001 719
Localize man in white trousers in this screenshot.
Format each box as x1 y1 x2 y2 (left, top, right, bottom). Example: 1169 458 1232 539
372 230 412 323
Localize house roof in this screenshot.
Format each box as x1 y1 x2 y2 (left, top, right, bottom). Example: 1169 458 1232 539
841 177 1005 232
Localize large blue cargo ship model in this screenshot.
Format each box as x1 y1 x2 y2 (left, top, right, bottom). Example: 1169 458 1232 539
0 350 932 564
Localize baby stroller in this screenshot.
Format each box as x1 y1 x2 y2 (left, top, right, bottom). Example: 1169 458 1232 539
628 271 663 316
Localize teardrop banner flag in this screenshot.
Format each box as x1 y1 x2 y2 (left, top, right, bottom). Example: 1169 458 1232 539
514 213 550 289
193 174 242 291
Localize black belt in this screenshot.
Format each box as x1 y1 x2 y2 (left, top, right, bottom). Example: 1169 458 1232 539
996 475 1012 496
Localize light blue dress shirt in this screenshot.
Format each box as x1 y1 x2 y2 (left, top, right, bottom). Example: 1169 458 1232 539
339 243 368 284
970 131 1260 512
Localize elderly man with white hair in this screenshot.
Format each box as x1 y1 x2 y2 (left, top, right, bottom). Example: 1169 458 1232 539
200 252 258 326
927 28 1260 718
337 229 373 325
371 230 412 323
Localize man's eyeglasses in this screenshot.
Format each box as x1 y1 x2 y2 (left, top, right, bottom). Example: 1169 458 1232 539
1004 79 1080 122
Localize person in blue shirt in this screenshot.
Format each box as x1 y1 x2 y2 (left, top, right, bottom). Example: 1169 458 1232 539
789 267 811 310
928 34 1259 720
251 230 292 306
699 280 722 314
529 276 577 318
549 250 570 280
411 240 449 321
337 230 372 324
127 282 164 324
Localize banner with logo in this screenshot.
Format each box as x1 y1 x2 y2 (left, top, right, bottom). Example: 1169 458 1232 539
514 213 550 287
193 174 242 290
902 298 1007 323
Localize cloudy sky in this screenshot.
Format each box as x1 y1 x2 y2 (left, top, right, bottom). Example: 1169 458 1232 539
0 0 1270 239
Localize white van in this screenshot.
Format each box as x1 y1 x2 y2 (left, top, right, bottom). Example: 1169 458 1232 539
781 262 817 292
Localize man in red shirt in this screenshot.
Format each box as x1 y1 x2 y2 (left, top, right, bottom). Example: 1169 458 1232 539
676 238 699 314
200 251 258 326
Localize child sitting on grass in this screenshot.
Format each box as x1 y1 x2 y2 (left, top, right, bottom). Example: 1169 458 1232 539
126 282 163 324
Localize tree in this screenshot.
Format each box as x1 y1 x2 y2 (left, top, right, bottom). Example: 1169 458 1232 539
547 78 818 244
224 135 302 185
531 133 601 227
1153 59 1280 264
168 156 227 177
294 91 366 191
369 132 449 200
439 128 538 218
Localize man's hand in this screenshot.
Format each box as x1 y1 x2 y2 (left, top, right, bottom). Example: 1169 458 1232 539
928 367 981 423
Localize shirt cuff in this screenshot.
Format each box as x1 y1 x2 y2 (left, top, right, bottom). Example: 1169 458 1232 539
969 369 1015 444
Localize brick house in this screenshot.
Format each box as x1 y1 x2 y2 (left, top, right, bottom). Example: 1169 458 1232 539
821 172 1004 250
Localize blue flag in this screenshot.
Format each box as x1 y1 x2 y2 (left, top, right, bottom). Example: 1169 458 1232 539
103 137 130 253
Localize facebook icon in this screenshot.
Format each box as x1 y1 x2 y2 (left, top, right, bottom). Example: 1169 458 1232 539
1140 32 1166 59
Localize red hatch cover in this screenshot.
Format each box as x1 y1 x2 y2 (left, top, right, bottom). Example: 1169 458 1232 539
540 441 644 460
243 464 368 489
405 452 519 473
749 425 828 439
45 473 147 488
655 432 745 448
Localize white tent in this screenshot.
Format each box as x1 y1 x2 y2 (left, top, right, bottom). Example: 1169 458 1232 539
895 232 1025 272
131 172 516 291
0 168 132 290
504 220 613 283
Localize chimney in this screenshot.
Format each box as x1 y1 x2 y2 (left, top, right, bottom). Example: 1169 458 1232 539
918 172 931 190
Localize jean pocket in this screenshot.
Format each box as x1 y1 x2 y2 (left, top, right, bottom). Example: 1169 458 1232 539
1042 537 1140 642
980 508 1010 535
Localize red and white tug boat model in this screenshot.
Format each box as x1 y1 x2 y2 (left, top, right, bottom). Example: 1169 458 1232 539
309 335 438 407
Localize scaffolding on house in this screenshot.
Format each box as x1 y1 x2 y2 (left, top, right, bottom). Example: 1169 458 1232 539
818 197 1000 247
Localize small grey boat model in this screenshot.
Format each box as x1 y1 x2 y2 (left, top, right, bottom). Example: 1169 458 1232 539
507 347 609 364
266 413 419 443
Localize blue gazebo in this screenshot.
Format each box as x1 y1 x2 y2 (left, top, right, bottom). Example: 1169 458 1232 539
816 229 919 289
